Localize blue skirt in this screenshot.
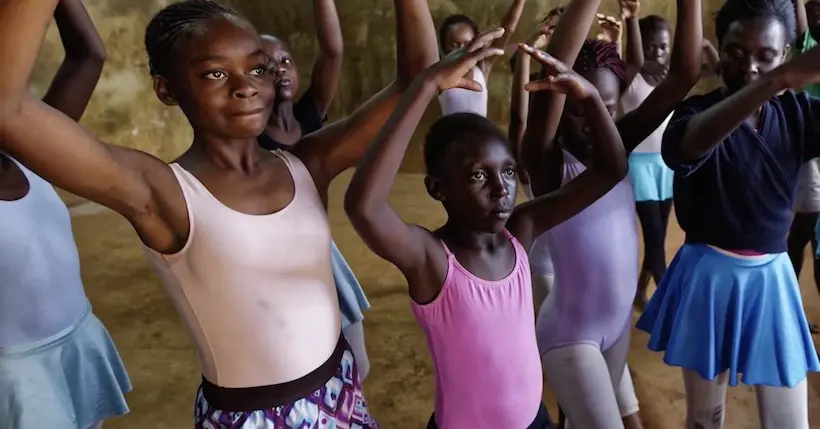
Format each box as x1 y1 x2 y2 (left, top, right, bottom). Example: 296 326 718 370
332 240 370 328
636 244 820 387
0 305 131 429
628 152 673 202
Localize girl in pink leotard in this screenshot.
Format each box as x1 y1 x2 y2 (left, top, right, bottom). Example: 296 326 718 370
519 0 703 426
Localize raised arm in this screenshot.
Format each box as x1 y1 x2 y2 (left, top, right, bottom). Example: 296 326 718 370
508 47 627 250
701 38 720 76
345 31 504 281
294 0 439 202
480 0 527 75
615 0 702 153
0 0 185 254
305 0 343 117
43 0 106 121
796 0 810 49
619 0 644 84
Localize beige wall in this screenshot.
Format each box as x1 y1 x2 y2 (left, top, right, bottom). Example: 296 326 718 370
35 0 721 203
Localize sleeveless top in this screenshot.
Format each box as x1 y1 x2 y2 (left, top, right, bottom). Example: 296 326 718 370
437 67 489 117
535 150 638 352
411 230 542 429
619 73 672 153
143 150 340 388
0 156 88 348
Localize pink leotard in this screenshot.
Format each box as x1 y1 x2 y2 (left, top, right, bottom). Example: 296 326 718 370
535 150 638 353
412 230 543 429
143 150 341 388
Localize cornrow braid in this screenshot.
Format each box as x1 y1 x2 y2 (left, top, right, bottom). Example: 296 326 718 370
145 0 245 77
572 40 626 89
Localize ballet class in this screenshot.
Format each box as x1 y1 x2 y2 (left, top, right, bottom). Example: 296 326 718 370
2 0 820 427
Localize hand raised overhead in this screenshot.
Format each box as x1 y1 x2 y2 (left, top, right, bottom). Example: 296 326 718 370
519 44 599 100
426 28 506 92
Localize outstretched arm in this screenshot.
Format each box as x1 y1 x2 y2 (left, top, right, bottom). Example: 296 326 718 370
521 0 602 197
796 0 810 50
615 0 702 153
43 0 106 121
619 0 644 85
0 0 186 254
304 0 343 117
294 0 439 203
345 31 504 287
481 0 527 75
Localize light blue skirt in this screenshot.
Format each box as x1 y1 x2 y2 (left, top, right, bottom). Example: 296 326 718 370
0 305 131 429
628 152 674 202
637 244 820 387
332 240 370 328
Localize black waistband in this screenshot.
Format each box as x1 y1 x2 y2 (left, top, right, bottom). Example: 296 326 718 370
200 334 345 412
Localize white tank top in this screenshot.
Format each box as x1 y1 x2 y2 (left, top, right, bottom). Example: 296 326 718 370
0 156 88 348
143 151 340 388
438 67 489 117
619 73 672 153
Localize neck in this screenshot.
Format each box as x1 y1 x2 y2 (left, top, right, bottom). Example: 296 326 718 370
438 220 506 251
187 132 263 172
267 99 298 131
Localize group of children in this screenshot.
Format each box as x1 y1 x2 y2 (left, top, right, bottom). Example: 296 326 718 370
1 0 820 428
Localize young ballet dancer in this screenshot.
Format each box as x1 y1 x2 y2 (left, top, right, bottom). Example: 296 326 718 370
787 0 820 333
637 0 820 426
617 2 676 309
256 0 372 379
346 19 629 427
0 1 130 428
0 0 439 426
521 0 702 425
437 0 526 116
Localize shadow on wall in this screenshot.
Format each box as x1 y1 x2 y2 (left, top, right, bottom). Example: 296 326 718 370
31 0 722 205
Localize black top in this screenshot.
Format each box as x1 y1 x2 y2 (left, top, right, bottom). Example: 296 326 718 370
258 95 326 151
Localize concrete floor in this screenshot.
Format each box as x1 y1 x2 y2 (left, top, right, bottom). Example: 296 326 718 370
69 171 820 428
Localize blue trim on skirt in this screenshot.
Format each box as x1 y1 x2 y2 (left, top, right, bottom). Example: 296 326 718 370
332 240 370 328
0 304 131 428
636 244 820 387
627 152 673 202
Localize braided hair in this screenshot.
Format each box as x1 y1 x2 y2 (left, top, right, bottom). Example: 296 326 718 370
145 0 246 77
572 40 626 90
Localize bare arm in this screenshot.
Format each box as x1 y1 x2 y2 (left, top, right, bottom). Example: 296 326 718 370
0 0 185 254
305 0 343 117
481 0 527 75
345 33 503 285
620 0 644 85
508 48 627 250
701 38 720 76
615 0 702 153
521 0 602 196
294 0 439 204
796 0 810 50
510 30 550 172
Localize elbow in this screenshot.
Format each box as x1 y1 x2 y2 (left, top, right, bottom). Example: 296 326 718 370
66 40 108 65
343 191 371 226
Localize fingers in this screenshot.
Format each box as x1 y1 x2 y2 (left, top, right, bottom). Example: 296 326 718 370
467 27 505 52
454 77 483 92
467 45 505 64
518 43 567 73
524 77 567 94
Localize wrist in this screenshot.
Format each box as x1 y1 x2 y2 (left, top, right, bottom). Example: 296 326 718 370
769 65 801 91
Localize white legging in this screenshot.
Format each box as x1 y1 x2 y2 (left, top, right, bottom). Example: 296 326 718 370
682 370 809 428
342 321 370 381
541 329 632 429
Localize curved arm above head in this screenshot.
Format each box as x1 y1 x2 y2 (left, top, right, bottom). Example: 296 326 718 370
481 0 527 76
305 0 343 117
0 0 188 255
615 0 703 153
292 0 439 206
620 0 645 85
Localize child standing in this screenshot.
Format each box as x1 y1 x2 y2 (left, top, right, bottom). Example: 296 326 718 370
0 0 438 426
0 2 130 428
345 27 628 428
256 0 373 379
637 0 820 427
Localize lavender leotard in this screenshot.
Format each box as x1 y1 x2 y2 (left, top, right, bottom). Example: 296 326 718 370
535 150 638 353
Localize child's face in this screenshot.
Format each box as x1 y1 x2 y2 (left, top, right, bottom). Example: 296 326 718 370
718 17 787 94
442 23 475 55
642 29 671 66
261 35 300 102
156 17 274 139
427 137 517 233
560 68 620 160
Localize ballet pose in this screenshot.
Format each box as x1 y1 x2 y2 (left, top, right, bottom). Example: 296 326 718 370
0 1 130 428
437 0 526 117
256 0 372 378
637 0 820 427
0 0 438 426
521 0 702 426
345 25 627 428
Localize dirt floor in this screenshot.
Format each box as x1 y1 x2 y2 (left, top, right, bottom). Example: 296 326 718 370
69 171 820 428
